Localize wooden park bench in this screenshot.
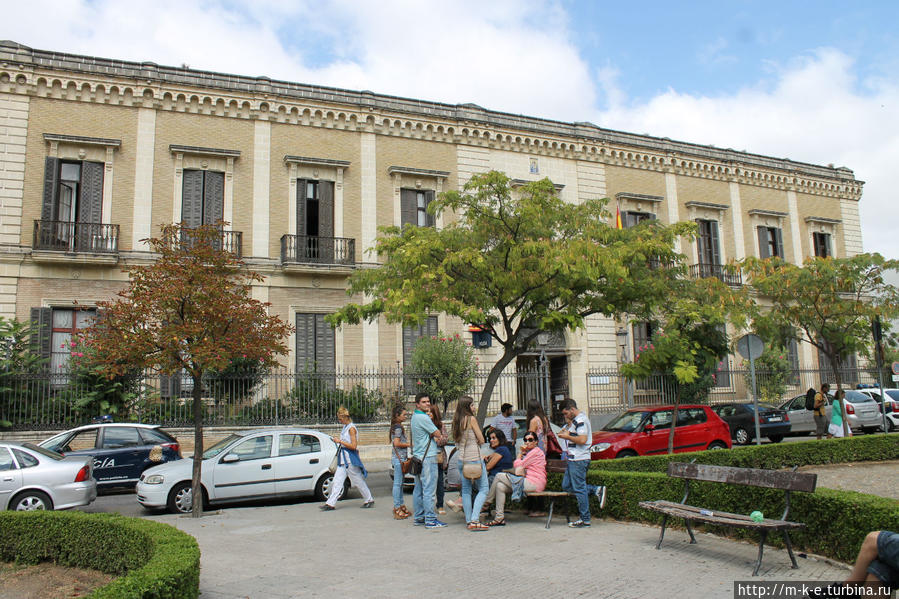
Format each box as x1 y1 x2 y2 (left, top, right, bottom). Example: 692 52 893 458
525 459 574 529
638 462 817 576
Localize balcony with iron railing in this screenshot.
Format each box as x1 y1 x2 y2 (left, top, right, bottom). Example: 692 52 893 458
689 262 743 286
280 235 355 267
33 220 119 256
179 228 243 257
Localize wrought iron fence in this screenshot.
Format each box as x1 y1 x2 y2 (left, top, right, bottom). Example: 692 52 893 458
33 220 119 253
280 234 355 265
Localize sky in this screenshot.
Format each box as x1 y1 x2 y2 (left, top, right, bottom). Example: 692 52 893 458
3 0 898 258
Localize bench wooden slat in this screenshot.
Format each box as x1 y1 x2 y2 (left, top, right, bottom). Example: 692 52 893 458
667 462 817 493
638 500 805 531
545 459 567 474
526 491 570 497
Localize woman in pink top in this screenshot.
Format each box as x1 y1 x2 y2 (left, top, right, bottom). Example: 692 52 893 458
484 432 546 526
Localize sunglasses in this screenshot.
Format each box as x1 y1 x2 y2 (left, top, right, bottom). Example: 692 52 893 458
524 437 537 443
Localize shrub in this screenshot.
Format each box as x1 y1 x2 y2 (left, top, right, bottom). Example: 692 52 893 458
410 332 475 411
741 347 792 404
283 374 384 423
0 510 199 598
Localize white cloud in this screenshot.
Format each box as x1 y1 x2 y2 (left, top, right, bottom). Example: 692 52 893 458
596 49 899 259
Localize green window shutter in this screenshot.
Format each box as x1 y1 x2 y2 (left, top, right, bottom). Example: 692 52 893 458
757 227 770 259
78 161 104 223
400 189 416 227
41 157 59 222
774 228 784 258
425 191 436 227
203 171 224 226
295 313 315 372
296 179 307 236
319 181 334 238
29 307 52 365
181 170 204 228
315 314 335 371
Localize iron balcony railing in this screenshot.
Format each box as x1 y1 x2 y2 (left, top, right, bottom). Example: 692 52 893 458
33 220 119 254
689 262 743 286
280 234 355 266
178 229 242 257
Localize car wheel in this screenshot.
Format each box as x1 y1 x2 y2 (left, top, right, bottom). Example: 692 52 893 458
767 435 784 443
888 420 896 433
11 490 53 511
707 441 728 450
166 481 207 514
314 473 350 502
734 427 751 445
615 449 638 459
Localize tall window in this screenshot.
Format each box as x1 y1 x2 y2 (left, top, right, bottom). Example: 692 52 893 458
295 313 335 372
622 211 654 228
697 220 721 266
757 226 784 259
401 189 435 228
30 307 96 376
41 158 104 225
296 179 334 239
181 169 224 227
403 316 438 392
813 232 832 258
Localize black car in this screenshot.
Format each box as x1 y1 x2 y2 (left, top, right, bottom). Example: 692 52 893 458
39 424 181 488
713 403 791 445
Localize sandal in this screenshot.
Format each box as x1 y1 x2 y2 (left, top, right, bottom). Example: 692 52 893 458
486 517 506 527
393 507 409 520
398 505 411 517
467 522 489 531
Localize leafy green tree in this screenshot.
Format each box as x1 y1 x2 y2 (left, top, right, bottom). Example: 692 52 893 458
329 171 694 424
621 277 751 453
743 253 899 436
83 223 292 517
0 317 46 428
741 347 791 404
410 331 476 412
64 341 141 420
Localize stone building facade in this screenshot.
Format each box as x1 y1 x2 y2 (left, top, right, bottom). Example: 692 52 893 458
0 41 864 404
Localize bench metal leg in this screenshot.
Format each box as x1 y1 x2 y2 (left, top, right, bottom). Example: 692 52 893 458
753 531 768 576
656 514 669 549
783 531 798 569
685 519 697 544
545 499 554 530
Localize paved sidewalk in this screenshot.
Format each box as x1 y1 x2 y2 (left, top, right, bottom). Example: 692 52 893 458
149 494 848 599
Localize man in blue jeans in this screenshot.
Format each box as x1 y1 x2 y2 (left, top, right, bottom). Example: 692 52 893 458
557 398 606 528
411 393 446 529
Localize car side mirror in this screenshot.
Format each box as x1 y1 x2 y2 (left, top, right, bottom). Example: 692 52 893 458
644 424 655 434
222 453 240 463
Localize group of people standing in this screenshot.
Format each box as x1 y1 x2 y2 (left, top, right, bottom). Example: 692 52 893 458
811 383 850 440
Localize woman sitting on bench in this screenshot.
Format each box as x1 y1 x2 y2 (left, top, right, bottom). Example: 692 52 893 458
483 432 546 526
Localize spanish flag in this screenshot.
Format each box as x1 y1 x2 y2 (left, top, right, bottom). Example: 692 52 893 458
616 202 623 229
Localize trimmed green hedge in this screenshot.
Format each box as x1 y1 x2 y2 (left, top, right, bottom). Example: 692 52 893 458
0 511 199 598
590 432 899 473
543 433 899 563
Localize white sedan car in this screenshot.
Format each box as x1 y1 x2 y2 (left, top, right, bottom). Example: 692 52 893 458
856 388 899 432
0 441 97 511
136 428 347 514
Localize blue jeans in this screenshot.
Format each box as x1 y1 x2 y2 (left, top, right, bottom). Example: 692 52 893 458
391 456 406 509
436 462 445 508
412 456 438 524
562 459 597 523
459 461 488 524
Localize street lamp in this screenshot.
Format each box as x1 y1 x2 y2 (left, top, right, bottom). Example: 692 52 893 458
616 326 633 408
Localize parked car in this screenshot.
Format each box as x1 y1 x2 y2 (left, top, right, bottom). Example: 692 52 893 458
779 390 883 435
855 388 898 432
136 428 347 514
0 441 97 510
39 423 182 489
778 393 831 435
590 405 732 459
712 402 791 445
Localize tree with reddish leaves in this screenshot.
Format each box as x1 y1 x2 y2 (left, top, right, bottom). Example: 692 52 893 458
83 223 292 517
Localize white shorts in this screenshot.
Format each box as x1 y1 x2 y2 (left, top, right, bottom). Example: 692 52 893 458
828 422 847 437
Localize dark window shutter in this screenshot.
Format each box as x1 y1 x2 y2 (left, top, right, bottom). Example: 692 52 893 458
425 316 438 337
774 228 784 258
825 234 832 258
160 374 182 399
296 179 307 236
203 171 224 226
78 161 104 223
319 181 334 238
181 170 204 228
425 191 436 227
400 189 416 227
29 307 52 364
757 227 770 259
295 313 315 372
708 220 720 265
41 157 59 222
315 315 335 371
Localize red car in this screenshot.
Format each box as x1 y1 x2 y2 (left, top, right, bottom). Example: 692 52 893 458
590 405 732 459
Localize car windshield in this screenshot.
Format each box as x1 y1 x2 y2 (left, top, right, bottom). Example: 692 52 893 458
603 411 648 432
885 390 899 401
38 432 68 449
21 443 64 460
843 391 874 403
203 434 241 459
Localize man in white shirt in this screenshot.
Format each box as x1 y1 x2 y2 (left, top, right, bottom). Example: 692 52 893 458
557 398 606 528
491 403 517 452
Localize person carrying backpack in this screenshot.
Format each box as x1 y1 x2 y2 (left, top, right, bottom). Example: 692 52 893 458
813 383 830 440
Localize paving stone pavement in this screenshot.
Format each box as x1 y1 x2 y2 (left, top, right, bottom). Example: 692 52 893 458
149 495 849 599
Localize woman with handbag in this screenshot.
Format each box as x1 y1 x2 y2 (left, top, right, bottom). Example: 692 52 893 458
321 406 374 511
390 404 411 519
429 403 448 515
483 432 546 526
451 396 489 531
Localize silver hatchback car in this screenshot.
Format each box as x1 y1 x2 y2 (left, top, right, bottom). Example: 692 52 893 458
0 442 97 510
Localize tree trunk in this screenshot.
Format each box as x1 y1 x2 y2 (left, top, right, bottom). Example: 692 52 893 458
191 371 204 518
475 350 517 426
828 356 851 438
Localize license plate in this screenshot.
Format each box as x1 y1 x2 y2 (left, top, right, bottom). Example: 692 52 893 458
767 417 782 422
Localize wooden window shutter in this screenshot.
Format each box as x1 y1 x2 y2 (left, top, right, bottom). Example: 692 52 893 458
41 157 59 222
78 161 104 223
160 374 182 399
425 191 436 227
203 171 225 226
181 170 204 228
757 227 770 259
295 313 316 372
774 228 784 258
296 179 307 236
400 189 416 227
315 314 335 371
29 307 52 365
319 181 334 238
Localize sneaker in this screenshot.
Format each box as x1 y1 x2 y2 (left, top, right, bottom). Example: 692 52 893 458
413 519 426 526
595 485 607 509
361 500 375 509
425 519 448 529
568 519 591 528
319 504 335 511
437 508 446 515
